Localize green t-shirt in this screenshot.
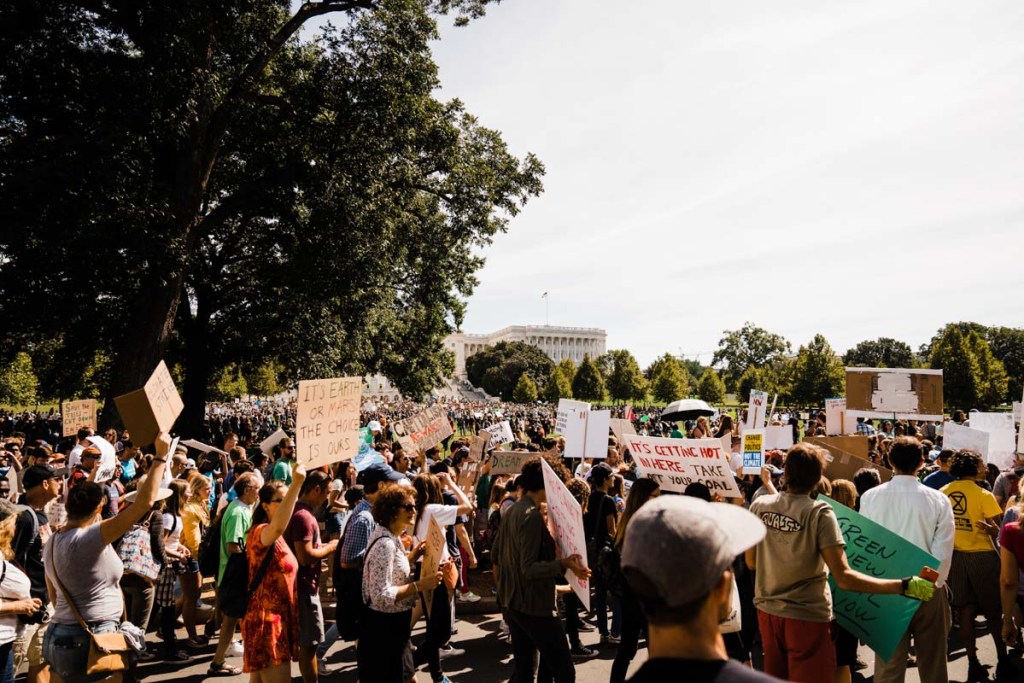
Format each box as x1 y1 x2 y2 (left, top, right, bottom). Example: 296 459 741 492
271 458 293 485
219 499 252 584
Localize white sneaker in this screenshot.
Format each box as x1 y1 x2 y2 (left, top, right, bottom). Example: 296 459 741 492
227 640 244 657
457 591 481 603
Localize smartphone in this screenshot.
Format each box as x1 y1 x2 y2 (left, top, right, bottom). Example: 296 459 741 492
919 566 940 582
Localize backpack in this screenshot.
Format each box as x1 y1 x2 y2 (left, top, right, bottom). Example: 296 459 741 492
335 510 377 641
197 513 222 579
217 536 275 619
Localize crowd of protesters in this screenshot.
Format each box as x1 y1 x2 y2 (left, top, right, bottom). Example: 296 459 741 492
0 396 1020 682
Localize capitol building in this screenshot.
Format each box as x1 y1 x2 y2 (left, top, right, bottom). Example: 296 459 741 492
445 325 607 379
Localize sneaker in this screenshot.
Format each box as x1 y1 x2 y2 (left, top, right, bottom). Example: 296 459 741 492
318 658 333 676
227 640 244 657
577 622 596 632
457 591 481 603
967 657 989 682
570 645 599 660
600 634 621 646
438 644 465 659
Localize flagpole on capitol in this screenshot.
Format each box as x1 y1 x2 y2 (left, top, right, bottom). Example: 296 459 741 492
542 291 549 326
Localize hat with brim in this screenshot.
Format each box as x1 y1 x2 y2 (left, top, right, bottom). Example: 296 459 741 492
123 487 174 504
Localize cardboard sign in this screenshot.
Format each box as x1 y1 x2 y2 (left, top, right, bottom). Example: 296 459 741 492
825 398 847 436
805 436 870 461
820 447 893 484
113 361 184 446
469 434 488 462
86 435 117 483
260 429 289 457
745 390 769 431
968 412 1017 469
540 459 590 610
296 377 361 467
609 418 636 442
620 434 743 498
489 451 535 476
585 410 611 458
62 399 97 436
845 368 944 421
764 425 794 451
457 461 481 495
556 399 591 434
392 406 453 454
482 421 515 451
181 439 228 456
822 496 938 662
943 421 990 459
420 515 447 616
742 430 764 472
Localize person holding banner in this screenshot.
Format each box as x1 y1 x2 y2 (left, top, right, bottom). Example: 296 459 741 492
746 444 936 683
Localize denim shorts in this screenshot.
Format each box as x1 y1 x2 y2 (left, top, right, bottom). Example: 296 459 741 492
42 621 121 683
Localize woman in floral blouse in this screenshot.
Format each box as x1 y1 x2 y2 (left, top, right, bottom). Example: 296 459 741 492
358 485 442 683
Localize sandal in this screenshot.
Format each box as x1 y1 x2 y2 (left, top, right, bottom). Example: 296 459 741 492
208 662 242 676
186 636 209 648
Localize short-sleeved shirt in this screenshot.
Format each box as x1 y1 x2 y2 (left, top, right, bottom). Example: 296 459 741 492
271 459 293 485
162 513 182 553
219 500 252 583
284 502 322 595
941 479 1003 552
585 491 617 547
993 471 1020 503
12 507 51 606
923 470 953 490
413 503 460 563
45 525 124 624
749 493 845 622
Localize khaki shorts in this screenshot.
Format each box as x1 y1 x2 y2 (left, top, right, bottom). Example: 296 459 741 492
13 607 51 671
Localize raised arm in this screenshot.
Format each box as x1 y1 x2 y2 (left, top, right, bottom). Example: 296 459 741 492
438 472 473 515
260 462 306 547
100 432 170 545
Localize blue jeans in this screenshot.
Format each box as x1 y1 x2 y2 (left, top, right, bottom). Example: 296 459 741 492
0 641 13 683
42 621 120 683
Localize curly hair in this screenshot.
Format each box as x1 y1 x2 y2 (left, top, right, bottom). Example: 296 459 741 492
373 485 415 529
950 450 984 479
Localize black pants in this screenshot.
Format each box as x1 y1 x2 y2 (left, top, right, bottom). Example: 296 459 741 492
507 609 575 683
591 572 609 636
412 586 452 681
610 591 645 683
562 591 583 648
357 608 412 683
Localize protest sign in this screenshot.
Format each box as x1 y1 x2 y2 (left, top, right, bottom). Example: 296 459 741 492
968 412 1016 469
458 461 480 495
585 410 611 458
745 390 769 431
1014 401 1021 424
392 405 453 454
742 430 764 473
86 435 117 483
489 451 534 476
420 515 447 616
805 436 870 461
560 401 590 460
483 421 515 451
540 459 590 609
259 429 288 456
609 418 636 442
763 425 794 451
943 421 990 459
113 360 184 447
822 496 938 661
295 377 361 467
845 367 943 421
824 398 847 436
181 439 227 456
556 399 591 434
62 399 97 436
818 446 892 484
719 577 742 634
469 434 488 461
620 434 742 498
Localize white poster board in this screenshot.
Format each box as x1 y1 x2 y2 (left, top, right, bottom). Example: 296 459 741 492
745 390 769 431
825 398 847 436
260 429 289 457
764 425 795 451
86 435 117 483
943 421 990 459
584 410 611 458
556 399 591 434
540 459 590 610
562 403 590 460
968 412 1016 469
483 421 515 451
619 434 743 498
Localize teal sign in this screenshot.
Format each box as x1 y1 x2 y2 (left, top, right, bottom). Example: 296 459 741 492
360 426 373 445
822 496 940 662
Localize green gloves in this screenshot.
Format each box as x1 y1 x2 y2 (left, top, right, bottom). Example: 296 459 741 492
902 576 935 601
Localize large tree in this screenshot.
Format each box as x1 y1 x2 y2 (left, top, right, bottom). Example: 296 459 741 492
789 334 844 406
927 323 1013 410
843 337 916 369
599 350 647 403
572 356 607 402
696 369 726 404
0 0 540 434
711 323 791 388
465 341 553 401
650 359 690 404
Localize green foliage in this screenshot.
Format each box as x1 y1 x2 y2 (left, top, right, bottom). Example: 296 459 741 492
929 326 979 411
736 365 765 399
0 352 40 406
247 359 286 397
572 356 607 402
680 358 706 381
542 366 573 402
712 323 791 388
465 341 553 400
557 358 577 386
967 331 1008 410
602 350 648 402
696 369 726 404
512 372 539 403
843 338 916 369
789 334 844 405
987 327 1024 403
651 359 690 403
209 364 248 402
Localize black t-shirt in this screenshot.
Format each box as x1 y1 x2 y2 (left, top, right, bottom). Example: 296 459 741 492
585 491 617 546
12 507 50 608
628 659 782 682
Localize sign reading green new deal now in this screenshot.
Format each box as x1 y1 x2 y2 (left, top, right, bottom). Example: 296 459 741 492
821 496 940 662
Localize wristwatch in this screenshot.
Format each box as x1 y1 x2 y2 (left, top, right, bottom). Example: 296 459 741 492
900 577 910 594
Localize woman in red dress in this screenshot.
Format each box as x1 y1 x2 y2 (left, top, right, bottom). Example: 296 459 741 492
242 462 306 681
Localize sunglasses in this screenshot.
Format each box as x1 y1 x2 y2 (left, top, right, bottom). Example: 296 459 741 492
401 503 416 513
269 498 285 504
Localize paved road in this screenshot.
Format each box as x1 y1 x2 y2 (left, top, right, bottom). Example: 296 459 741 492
140 611 1004 683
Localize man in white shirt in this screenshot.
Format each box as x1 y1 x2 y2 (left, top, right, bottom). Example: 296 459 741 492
859 436 955 683
66 427 93 470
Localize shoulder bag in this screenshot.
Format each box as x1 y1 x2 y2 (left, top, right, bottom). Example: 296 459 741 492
118 514 160 583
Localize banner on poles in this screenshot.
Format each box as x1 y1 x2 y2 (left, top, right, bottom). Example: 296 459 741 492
620 434 743 498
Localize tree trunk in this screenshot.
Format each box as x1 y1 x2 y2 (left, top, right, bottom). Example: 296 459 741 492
179 290 215 438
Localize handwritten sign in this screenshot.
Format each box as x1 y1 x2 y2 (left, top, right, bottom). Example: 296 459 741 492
420 516 447 616
469 434 488 462
457 461 480 495
483 421 515 451
561 402 590 460
620 434 743 498
392 406 453 454
825 398 847 436
86 435 117 483
822 496 938 662
742 430 764 472
556 399 591 434
943 421 990 459
296 377 361 467
113 360 184 446
62 399 97 436
489 451 534 476
745 390 769 431
541 459 590 610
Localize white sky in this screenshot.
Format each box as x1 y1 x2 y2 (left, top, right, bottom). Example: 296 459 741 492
423 0 1024 367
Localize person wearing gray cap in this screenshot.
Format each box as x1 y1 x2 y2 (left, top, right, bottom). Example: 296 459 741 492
620 495 778 682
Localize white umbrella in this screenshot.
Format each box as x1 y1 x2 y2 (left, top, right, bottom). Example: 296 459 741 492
660 399 716 422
